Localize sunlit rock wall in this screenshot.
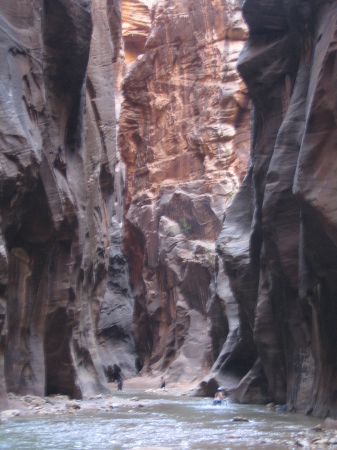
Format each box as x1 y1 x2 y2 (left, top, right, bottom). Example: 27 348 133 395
123 0 152 65
218 0 337 417
120 0 250 384
0 0 121 407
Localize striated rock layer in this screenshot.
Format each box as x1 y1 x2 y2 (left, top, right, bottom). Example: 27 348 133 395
122 0 153 65
217 0 337 417
94 0 148 381
0 0 121 407
120 0 250 384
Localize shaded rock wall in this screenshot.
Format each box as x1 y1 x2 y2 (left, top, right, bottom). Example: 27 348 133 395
94 0 151 381
0 0 121 407
97 220 139 380
217 0 337 417
120 0 250 383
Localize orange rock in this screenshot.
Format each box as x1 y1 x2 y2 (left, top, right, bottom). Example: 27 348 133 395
119 0 250 382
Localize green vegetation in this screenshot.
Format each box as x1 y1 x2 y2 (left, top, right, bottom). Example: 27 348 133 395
179 217 192 236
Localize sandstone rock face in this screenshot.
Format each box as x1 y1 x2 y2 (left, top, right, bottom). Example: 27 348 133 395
217 0 337 417
97 221 139 380
0 0 121 407
120 0 250 383
122 0 153 65
94 0 149 381
111 0 153 120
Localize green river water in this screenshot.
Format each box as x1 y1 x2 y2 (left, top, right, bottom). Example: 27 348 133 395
0 391 320 449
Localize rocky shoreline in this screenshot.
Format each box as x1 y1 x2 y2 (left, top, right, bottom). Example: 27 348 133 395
0 376 197 421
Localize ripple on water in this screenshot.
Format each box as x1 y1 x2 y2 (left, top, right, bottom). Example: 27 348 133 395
0 394 319 450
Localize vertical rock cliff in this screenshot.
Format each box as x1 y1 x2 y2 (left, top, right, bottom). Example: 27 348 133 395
120 0 250 383
0 0 121 407
217 0 337 417
95 0 149 381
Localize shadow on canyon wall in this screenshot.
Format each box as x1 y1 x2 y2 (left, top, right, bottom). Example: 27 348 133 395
215 0 337 418
1 0 337 421
0 0 125 409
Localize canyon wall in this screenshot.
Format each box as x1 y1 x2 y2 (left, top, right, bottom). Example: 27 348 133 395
95 0 152 382
0 0 122 408
120 0 250 384
217 0 337 417
3 0 336 420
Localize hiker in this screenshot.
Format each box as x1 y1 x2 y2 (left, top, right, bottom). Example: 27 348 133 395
160 377 166 389
213 387 227 406
117 376 123 391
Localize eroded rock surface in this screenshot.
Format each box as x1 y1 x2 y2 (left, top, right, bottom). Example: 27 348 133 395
217 0 337 417
123 0 153 65
97 221 139 379
0 0 121 407
94 0 149 381
120 0 250 383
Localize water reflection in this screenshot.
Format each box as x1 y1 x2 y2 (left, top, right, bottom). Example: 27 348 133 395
0 392 319 449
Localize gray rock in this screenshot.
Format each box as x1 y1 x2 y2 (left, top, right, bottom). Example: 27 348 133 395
217 0 337 416
232 416 249 422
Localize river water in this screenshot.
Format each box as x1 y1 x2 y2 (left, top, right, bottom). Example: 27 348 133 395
0 391 319 449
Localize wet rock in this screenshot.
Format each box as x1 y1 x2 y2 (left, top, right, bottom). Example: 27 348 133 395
294 439 307 448
1 410 20 419
232 416 249 422
66 401 81 410
52 395 70 402
275 405 286 412
310 438 331 446
24 396 47 407
324 418 337 430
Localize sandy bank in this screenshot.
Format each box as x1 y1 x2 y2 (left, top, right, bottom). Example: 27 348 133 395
123 375 200 395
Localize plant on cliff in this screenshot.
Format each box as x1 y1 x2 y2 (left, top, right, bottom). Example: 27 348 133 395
178 217 192 236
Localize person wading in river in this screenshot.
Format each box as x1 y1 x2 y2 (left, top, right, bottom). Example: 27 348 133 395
213 387 227 406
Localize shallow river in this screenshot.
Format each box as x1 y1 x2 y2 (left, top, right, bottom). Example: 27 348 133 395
0 391 319 449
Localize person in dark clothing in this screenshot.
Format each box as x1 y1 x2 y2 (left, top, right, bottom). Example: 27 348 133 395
105 364 121 383
117 376 123 391
160 377 166 389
